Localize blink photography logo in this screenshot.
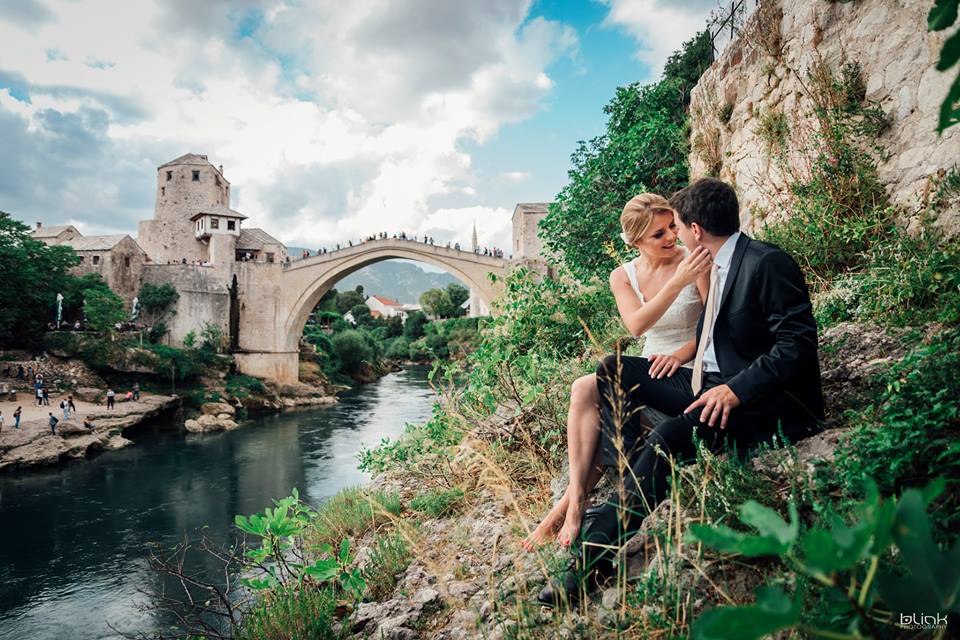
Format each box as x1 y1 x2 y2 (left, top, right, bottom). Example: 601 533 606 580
898 612 948 630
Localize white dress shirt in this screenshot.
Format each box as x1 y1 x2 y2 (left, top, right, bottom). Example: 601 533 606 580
702 231 741 373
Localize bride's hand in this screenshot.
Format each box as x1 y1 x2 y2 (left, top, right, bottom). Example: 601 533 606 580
670 245 712 287
648 354 682 378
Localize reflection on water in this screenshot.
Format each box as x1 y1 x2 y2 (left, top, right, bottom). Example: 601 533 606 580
0 367 435 640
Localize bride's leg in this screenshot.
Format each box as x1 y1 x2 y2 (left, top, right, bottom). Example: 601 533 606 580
556 374 604 547
523 373 600 550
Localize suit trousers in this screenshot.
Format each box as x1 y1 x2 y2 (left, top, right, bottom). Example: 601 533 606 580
586 354 762 570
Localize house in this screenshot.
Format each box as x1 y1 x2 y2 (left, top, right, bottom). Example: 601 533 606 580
236 228 287 263
31 223 82 245
366 294 407 319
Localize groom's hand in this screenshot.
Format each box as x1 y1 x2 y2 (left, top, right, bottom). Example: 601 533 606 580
685 384 741 429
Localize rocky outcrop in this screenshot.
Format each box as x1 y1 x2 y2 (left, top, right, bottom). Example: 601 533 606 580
0 395 177 473
185 402 239 433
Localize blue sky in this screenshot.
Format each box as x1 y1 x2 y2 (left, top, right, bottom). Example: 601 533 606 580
0 0 715 251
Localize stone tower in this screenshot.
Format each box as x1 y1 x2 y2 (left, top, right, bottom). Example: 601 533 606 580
138 153 231 264
510 202 551 272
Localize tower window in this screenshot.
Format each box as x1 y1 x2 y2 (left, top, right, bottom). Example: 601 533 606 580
92 255 100 265
215 176 221 187
125 257 131 267
192 170 200 181
210 218 220 229
161 186 165 196
166 170 172 181
266 252 275 263
227 220 236 231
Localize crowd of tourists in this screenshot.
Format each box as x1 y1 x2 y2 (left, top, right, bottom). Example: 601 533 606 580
299 231 508 260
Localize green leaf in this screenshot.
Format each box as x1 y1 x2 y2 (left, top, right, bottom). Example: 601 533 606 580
693 586 802 640
929 0 959 31
738 501 798 546
937 27 960 71
801 517 872 574
687 524 790 557
304 558 339 582
876 488 960 615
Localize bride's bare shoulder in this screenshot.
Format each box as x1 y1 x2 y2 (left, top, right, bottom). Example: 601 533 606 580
609 265 628 287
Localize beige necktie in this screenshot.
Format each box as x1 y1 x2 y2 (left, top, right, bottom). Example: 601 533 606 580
692 264 720 395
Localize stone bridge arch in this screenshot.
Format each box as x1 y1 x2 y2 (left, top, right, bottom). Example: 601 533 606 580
233 238 507 383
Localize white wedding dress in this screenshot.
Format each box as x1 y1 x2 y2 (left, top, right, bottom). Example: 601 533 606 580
621 254 702 366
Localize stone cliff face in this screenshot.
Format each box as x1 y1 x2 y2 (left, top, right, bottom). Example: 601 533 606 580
688 0 959 232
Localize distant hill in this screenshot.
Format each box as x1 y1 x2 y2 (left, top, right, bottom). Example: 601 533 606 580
313 259 459 303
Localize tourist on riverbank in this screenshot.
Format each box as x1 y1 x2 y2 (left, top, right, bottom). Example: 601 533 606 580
60 399 70 421
0 410 4 433
16 365 24 380
68 396 76 414
13 407 21 429
106 388 116 409
35 385 43 406
48 413 58 435
42 387 50 406
83 417 94 430
132 383 140 401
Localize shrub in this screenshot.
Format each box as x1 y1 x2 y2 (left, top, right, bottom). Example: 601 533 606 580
237 585 340 640
331 329 372 374
409 487 465 518
309 487 402 551
384 336 410 360
363 532 412 601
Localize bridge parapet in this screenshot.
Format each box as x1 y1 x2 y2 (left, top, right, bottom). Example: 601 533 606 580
283 237 508 271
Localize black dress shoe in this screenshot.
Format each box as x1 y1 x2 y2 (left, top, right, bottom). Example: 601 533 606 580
536 555 614 609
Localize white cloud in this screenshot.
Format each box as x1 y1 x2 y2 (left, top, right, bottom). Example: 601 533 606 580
600 0 715 78
0 0 578 250
501 170 530 181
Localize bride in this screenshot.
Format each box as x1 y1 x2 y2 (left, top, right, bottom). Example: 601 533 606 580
523 193 710 549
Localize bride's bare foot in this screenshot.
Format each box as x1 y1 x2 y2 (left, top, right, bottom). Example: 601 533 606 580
522 509 564 551
557 498 588 547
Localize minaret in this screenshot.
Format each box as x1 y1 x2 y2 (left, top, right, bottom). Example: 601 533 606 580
471 221 478 252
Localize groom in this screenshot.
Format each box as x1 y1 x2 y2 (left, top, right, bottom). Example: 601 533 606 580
539 177 825 606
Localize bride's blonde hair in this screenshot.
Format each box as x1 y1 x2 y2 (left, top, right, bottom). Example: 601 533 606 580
620 193 674 246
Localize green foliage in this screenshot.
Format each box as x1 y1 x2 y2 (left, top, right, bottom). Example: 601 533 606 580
335 288 365 315
403 311 428 339
331 329 372 374
757 62 894 286
82 287 126 333
237 585 341 640
363 532 412 601
138 282 179 317
348 303 374 326
308 487 402 551
200 321 227 353
0 212 80 347
182 330 196 348
384 336 410 360
834 329 960 516
409 487 465 518
754 108 789 154
235 489 364 600
358 406 466 473
689 479 958 639
226 373 267 398
419 283 469 318
540 31 712 281
929 0 960 132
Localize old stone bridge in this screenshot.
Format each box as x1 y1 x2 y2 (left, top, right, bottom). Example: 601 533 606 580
232 238 509 383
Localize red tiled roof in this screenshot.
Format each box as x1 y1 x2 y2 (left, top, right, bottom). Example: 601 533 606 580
370 294 402 306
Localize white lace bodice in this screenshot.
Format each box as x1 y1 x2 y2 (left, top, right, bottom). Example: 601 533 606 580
622 256 702 367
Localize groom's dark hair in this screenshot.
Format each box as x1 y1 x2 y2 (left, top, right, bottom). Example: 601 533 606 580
669 178 740 236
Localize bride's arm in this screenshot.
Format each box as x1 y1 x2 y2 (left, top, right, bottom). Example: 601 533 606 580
610 246 711 337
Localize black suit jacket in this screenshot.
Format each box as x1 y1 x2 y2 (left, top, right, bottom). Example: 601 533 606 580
696 234 824 446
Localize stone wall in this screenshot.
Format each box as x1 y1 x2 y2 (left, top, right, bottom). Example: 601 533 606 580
688 0 960 232
141 264 230 346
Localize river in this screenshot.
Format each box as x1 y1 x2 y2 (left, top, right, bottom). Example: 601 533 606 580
0 366 436 640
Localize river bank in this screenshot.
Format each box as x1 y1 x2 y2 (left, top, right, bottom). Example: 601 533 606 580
0 366 436 640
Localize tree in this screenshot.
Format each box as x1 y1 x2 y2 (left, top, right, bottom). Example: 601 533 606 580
336 289 366 315
139 282 179 317
83 288 126 333
419 288 451 318
349 303 375 327
0 212 80 346
385 315 404 338
331 329 372 374
928 0 960 132
445 283 469 317
403 311 428 340
539 31 713 281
